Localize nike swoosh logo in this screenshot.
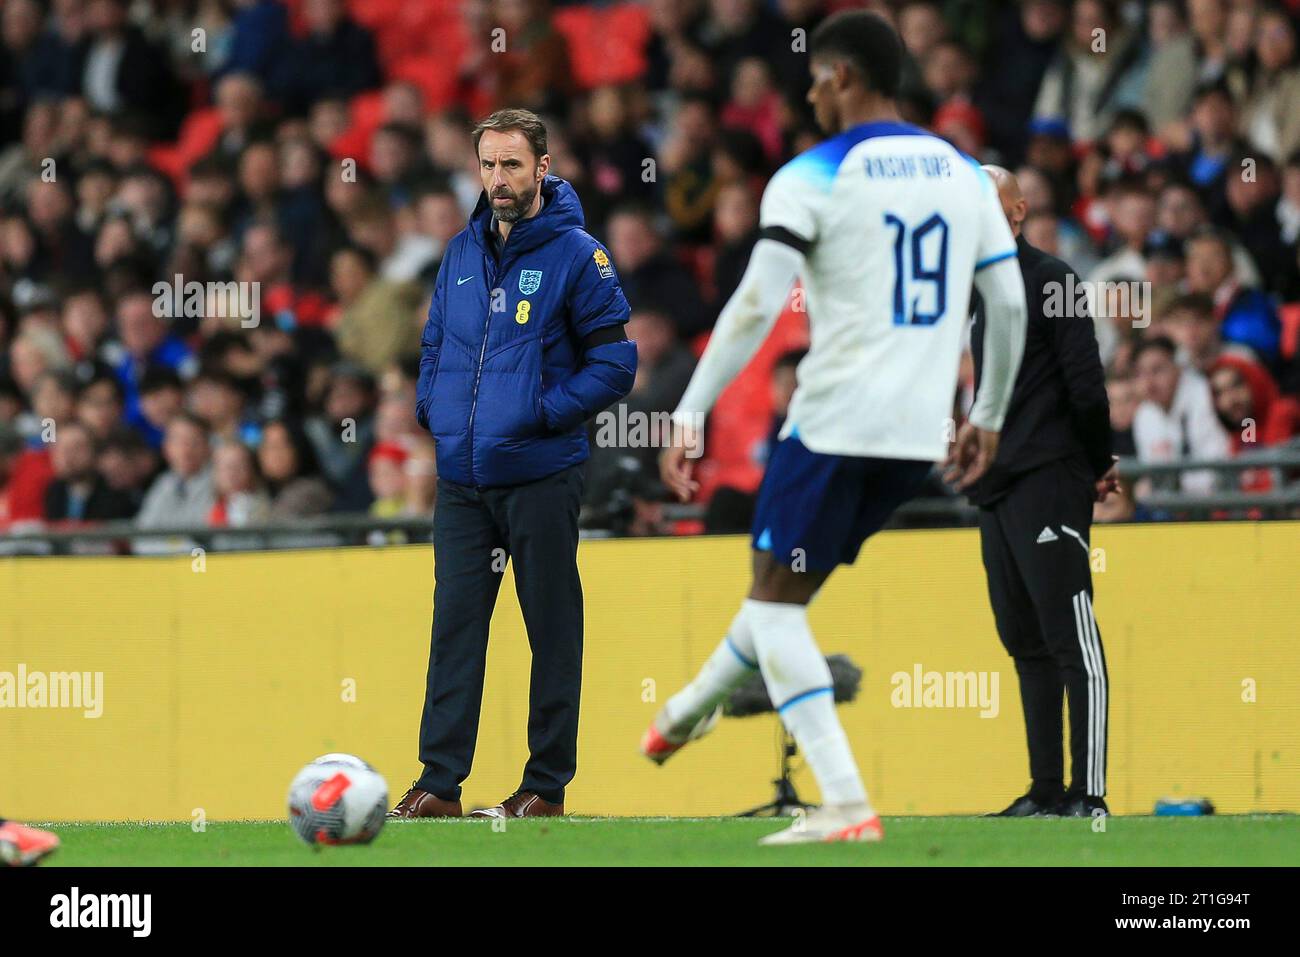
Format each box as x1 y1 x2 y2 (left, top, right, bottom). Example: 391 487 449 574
457 276 474 285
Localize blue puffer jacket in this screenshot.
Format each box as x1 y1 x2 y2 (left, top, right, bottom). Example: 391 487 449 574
416 176 637 488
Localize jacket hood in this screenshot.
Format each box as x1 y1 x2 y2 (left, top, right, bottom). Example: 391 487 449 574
467 175 586 255
1210 352 1277 426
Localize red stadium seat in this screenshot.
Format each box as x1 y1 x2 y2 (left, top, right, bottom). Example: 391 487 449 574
326 91 386 167
552 3 650 90
693 298 810 503
1279 303 1300 360
388 54 463 113
146 107 225 187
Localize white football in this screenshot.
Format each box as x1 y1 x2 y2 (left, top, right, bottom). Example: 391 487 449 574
287 754 388 846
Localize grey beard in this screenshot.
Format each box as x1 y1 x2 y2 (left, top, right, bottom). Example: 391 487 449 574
494 185 538 223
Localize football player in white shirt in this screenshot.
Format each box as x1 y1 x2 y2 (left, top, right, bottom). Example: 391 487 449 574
638 10 1028 844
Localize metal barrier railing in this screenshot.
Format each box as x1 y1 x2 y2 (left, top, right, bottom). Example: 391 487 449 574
2 449 1296 555
660 449 1300 527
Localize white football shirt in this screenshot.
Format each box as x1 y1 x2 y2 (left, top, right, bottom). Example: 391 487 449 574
760 121 1017 461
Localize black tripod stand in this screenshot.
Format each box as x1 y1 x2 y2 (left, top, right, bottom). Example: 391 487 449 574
737 725 817 817
726 653 861 817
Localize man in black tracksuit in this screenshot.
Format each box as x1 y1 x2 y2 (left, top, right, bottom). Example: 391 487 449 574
967 167 1117 818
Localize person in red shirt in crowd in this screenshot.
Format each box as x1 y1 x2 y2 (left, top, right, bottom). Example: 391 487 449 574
0 424 52 526
721 57 786 164
1208 353 1300 491
236 220 331 329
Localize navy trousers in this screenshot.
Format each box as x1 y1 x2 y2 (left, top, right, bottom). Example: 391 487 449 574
415 465 584 805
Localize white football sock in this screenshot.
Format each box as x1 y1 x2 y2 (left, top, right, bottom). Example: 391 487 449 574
746 599 869 808
659 604 759 741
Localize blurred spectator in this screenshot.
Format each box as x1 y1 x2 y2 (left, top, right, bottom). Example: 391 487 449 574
62 286 112 366
215 0 290 87
79 0 183 139
258 417 333 519
211 73 275 166
460 0 572 116
43 418 133 521
721 58 785 164
607 204 708 337
28 368 77 435
1279 149 1300 246
97 425 156 514
135 411 214 528
626 306 696 417
114 289 196 439
977 0 1067 164
0 101 62 204
9 324 69 398
370 121 427 207
1156 178 1261 285
271 0 381 116
584 305 694 521
188 368 259 447
1185 227 1281 365
404 437 437 515
1033 0 1148 144
767 346 803 455
412 182 467 284
580 85 656 231
367 440 408 518
238 219 330 328
711 181 760 306
1175 81 1239 206
329 244 423 375
305 362 375 512
209 441 269 527
1143 0 1198 132
1106 371 1138 457
1231 7 1300 163
1142 229 1186 293
1089 177 1157 285
1223 150 1288 290
0 419 51 524
76 373 125 440
0 0 78 123
138 367 185 447
1209 352 1300 453
1132 336 1230 494
351 192 435 284
1161 292 1223 374
661 95 718 243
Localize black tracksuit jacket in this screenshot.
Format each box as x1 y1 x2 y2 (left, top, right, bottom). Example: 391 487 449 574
968 235 1113 505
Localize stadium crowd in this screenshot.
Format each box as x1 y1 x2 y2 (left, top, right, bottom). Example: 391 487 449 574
0 0 1298 538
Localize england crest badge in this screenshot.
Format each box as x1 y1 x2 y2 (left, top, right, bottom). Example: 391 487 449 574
518 269 543 295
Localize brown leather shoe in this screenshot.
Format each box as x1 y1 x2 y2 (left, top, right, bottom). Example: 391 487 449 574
469 790 564 819
388 785 463 819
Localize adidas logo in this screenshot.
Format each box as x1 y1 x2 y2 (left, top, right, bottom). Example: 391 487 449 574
1036 527 1059 544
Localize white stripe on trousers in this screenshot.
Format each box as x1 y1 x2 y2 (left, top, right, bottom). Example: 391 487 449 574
1071 591 1108 796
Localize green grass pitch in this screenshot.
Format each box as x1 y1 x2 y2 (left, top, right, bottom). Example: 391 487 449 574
38 815 1297 866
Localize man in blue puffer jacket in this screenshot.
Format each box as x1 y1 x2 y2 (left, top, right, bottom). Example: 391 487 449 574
390 110 637 821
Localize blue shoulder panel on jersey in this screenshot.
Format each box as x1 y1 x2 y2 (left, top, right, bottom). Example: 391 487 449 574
784 120 942 190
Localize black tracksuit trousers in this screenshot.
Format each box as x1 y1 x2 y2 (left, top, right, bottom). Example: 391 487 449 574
978 459 1109 799
415 465 584 805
